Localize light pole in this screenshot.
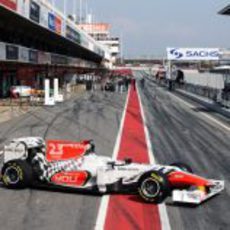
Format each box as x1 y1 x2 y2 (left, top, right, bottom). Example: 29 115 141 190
120 32 123 64
85 0 88 22
73 0 77 22
63 0 67 18
79 0 82 24
51 0 55 11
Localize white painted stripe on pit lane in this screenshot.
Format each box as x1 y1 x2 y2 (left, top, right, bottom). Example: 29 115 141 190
170 93 230 132
137 85 171 230
112 88 131 161
94 88 131 230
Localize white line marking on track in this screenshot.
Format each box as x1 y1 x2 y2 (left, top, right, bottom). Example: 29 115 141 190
170 93 230 132
94 88 131 230
137 85 171 230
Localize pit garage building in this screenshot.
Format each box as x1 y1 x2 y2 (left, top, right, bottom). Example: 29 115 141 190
0 0 111 98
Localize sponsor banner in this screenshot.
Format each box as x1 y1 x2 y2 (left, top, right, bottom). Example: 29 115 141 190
48 12 62 34
0 0 17 11
88 42 94 52
29 49 38 63
0 43 6 60
38 51 51 64
79 23 110 33
81 36 89 49
19 46 29 62
6 44 19 60
61 18 66 36
48 12 55 31
51 54 68 65
167 48 220 61
55 16 62 34
46 140 90 162
66 25 81 44
17 0 29 18
68 57 81 66
51 171 89 187
30 0 40 23
40 4 48 27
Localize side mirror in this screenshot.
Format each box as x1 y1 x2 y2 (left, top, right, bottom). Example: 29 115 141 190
124 158 132 164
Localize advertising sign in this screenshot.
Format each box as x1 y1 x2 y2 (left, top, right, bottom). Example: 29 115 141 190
48 12 62 34
55 16 62 34
19 46 29 62
29 49 38 63
79 23 110 33
88 42 94 52
0 43 6 60
17 0 29 18
48 12 55 31
51 54 68 65
167 48 220 61
30 1 40 23
6 44 18 60
66 25 81 44
40 4 48 27
80 36 89 49
38 51 51 64
0 0 17 11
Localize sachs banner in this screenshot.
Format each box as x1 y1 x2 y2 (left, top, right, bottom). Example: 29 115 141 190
167 48 220 61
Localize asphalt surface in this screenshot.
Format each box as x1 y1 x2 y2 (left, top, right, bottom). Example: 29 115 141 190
138 75 230 230
0 76 229 230
0 91 127 230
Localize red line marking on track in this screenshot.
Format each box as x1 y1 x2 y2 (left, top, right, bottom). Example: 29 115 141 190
104 85 161 230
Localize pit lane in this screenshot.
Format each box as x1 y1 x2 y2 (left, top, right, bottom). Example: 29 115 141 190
138 74 230 230
0 91 127 230
0 75 229 230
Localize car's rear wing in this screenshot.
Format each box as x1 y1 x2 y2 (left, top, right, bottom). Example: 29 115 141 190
46 139 94 162
3 137 45 164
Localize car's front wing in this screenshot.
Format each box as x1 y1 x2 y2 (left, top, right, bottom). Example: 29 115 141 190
172 180 224 204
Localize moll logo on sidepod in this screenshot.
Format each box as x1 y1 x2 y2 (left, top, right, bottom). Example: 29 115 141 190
170 48 183 59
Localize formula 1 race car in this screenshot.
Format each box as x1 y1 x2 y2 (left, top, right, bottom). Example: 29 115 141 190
0 137 224 205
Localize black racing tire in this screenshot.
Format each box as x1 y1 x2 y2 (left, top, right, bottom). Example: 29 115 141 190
170 162 193 173
1 160 33 189
138 170 169 204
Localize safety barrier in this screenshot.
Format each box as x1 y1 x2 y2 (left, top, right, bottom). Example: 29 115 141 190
154 77 230 108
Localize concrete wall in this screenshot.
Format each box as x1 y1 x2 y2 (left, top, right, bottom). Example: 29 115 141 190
183 70 225 89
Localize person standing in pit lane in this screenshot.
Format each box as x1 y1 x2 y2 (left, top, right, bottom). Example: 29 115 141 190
132 78 136 91
140 77 145 88
124 77 129 91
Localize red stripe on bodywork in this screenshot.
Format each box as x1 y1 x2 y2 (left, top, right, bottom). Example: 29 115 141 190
104 85 161 230
168 171 210 187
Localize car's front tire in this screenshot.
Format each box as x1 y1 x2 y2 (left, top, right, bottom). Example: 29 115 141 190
1 160 33 189
138 170 169 203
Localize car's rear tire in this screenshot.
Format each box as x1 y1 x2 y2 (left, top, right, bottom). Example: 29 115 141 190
138 170 169 203
170 162 193 173
1 160 33 189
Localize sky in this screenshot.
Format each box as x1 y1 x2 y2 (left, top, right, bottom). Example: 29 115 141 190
54 0 230 58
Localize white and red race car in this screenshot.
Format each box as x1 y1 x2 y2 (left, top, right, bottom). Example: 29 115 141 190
0 137 224 205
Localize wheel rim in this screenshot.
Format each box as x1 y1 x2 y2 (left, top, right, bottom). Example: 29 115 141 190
141 178 160 198
4 166 20 184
